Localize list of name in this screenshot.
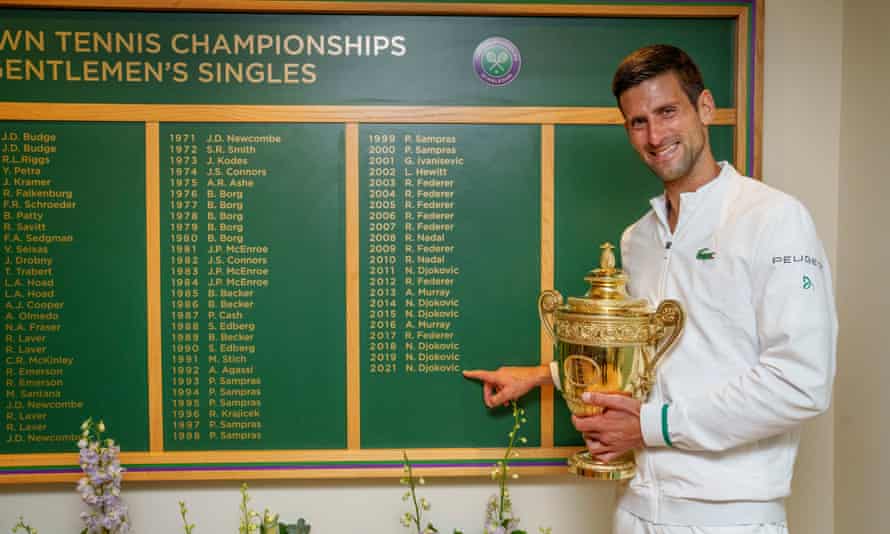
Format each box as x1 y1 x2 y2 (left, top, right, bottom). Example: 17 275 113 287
1 128 82 447
165 130 273 446
364 130 465 379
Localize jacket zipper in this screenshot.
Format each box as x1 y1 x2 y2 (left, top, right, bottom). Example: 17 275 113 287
659 240 673 301
651 237 673 521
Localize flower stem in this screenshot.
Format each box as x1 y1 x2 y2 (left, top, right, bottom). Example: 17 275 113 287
240 483 251 533
403 451 423 534
498 401 522 525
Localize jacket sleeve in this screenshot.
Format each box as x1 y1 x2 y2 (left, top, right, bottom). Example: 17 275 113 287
641 199 837 451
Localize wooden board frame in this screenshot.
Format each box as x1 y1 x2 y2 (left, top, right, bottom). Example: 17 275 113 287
0 0 764 483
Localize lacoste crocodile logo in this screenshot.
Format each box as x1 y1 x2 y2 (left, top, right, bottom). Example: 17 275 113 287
696 248 716 260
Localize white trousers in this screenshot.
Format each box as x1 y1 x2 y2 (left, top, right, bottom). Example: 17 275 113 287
614 507 789 534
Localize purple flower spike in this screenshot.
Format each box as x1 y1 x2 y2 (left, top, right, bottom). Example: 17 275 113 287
77 418 131 534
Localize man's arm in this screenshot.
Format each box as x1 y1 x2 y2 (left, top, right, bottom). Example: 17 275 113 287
574 199 837 459
463 365 551 408
642 199 837 451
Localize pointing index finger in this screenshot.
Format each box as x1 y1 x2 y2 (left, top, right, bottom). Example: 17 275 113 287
462 369 492 381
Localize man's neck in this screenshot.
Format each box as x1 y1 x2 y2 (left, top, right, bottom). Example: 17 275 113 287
663 158 722 232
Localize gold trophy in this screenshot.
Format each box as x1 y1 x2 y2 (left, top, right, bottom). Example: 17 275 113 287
538 243 685 480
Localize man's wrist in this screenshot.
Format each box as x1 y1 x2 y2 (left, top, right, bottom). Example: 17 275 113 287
528 364 550 386
640 402 673 447
546 361 562 390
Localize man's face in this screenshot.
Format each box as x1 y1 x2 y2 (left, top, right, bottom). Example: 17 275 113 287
619 72 714 184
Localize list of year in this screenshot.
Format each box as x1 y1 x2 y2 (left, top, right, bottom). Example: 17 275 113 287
160 123 347 451
359 125 541 448
1 122 148 453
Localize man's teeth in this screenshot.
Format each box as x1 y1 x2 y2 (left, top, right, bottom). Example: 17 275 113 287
653 144 677 157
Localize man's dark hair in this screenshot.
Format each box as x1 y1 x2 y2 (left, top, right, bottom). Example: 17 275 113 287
612 45 705 107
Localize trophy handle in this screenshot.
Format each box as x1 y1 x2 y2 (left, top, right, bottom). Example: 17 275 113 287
646 299 685 379
537 290 563 342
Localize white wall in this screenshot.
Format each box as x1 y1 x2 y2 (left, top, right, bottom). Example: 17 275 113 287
762 1 843 534
0 3 854 533
1 476 610 533
834 1 890 533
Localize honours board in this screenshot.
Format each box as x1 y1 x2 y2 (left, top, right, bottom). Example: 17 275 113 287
0 121 149 453
0 1 762 482
359 125 541 449
159 123 347 451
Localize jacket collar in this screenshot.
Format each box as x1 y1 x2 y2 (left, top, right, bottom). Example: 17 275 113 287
649 161 738 235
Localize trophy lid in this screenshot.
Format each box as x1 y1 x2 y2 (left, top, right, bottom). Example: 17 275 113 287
564 243 651 316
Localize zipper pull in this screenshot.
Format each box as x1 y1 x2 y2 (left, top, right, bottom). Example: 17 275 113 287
665 241 672 249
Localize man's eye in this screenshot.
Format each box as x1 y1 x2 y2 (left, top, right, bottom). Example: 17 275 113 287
662 107 676 117
630 119 645 128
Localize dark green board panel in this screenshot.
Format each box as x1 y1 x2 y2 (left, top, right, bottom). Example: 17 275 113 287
0 10 735 107
159 124 346 450
551 124 734 446
0 121 148 453
359 125 542 448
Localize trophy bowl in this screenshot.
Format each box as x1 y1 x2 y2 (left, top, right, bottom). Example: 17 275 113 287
538 243 684 480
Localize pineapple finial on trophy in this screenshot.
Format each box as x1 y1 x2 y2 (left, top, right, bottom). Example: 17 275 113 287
600 242 616 271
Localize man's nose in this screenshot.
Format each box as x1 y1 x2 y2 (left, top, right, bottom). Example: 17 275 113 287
647 119 668 148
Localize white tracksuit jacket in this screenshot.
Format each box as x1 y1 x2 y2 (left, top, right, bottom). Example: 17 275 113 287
563 162 837 526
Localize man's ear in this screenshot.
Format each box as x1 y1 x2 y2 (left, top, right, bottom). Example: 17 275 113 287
696 89 716 125
616 99 630 133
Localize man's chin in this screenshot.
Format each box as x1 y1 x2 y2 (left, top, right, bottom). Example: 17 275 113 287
646 163 686 183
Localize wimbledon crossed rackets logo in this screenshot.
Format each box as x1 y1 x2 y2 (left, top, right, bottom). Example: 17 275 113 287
473 37 522 86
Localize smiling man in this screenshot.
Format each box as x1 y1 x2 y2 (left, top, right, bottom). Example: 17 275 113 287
464 45 837 533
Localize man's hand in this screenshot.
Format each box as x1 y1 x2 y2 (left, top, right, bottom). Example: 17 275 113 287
572 392 644 463
462 365 550 408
